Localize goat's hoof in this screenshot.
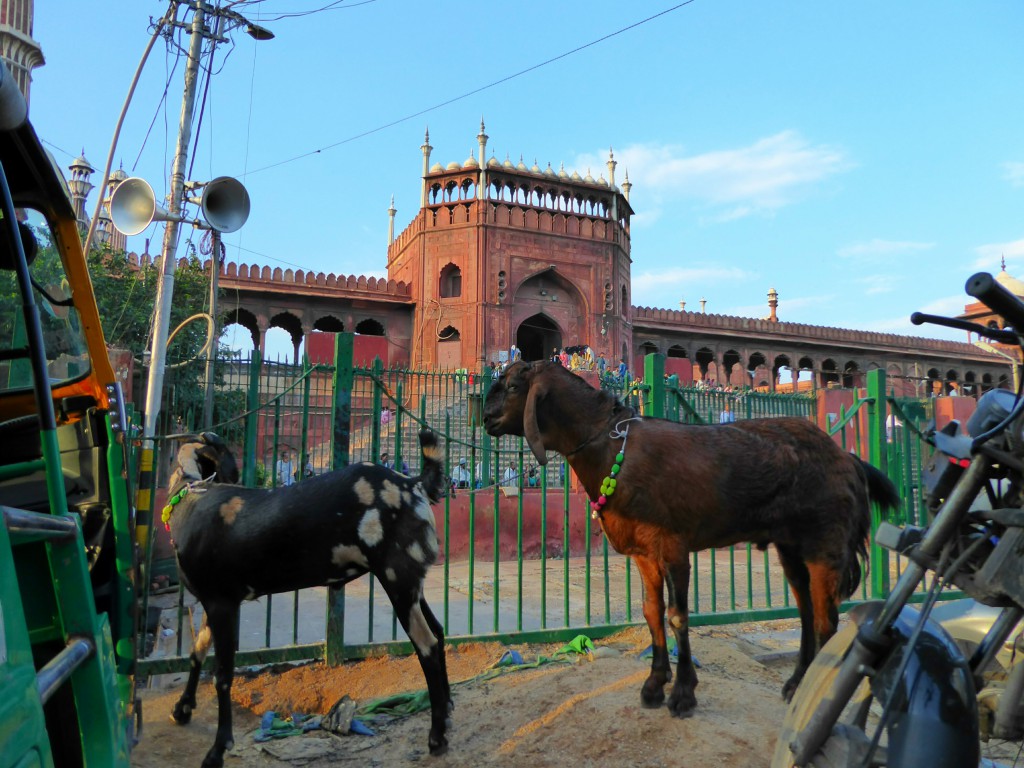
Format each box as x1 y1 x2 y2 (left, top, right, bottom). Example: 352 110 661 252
782 673 804 702
667 691 697 719
170 702 193 725
200 752 224 768
640 685 665 709
429 734 449 756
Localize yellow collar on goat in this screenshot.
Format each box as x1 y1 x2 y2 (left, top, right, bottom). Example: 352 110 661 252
589 417 640 519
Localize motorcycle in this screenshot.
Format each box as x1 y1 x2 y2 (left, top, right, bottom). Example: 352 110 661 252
773 272 1024 768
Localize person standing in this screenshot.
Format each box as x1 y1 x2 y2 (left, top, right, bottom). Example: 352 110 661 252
275 449 296 487
719 402 736 423
452 457 471 489
502 460 519 488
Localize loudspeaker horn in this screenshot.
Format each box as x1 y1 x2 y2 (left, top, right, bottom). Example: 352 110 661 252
200 176 250 233
109 177 176 236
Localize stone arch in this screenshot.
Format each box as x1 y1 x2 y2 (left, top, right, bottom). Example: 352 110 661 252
355 318 384 336
313 315 344 333
222 306 259 350
842 360 861 389
439 262 462 298
773 354 792 391
695 347 714 380
723 349 742 386
748 352 769 388
964 370 977 397
437 325 461 369
516 313 561 363
821 359 839 386
667 345 687 358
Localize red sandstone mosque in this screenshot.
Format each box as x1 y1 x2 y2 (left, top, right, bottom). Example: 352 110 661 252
3 2 1014 397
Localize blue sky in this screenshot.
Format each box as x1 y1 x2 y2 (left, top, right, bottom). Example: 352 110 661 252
30 1 1024 358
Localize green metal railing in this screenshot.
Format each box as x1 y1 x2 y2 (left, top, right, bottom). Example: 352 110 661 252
137 345 935 677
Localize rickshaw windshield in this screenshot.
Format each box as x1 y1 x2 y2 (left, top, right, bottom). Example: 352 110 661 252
0 206 91 393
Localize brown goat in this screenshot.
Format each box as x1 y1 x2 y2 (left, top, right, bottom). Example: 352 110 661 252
483 361 898 717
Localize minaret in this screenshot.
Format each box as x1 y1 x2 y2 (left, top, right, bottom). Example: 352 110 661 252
621 169 632 202
67 150 94 235
607 147 617 219
0 0 44 102
388 195 396 245
420 128 432 208
768 287 779 322
477 118 488 199
95 164 128 252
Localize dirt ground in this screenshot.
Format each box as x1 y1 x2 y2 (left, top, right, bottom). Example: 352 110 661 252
130 620 798 768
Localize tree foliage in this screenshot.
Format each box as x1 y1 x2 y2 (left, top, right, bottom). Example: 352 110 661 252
87 245 211 359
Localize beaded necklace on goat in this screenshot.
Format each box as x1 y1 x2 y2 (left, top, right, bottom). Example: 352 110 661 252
589 417 640 519
161 477 211 531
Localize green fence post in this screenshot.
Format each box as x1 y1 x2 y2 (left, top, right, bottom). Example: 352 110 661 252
242 348 261 487
866 368 889 598
370 356 384 461
331 332 354 471
644 353 665 418
327 332 354 665
299 352 311 479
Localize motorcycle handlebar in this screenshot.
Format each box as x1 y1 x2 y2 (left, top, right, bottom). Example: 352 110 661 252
910 311 1020 344
966 272 1024 333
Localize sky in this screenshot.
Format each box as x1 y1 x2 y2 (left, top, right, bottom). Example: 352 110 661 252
29 1 1024 358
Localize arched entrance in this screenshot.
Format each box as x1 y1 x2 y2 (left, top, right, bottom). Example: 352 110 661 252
517 314 561 362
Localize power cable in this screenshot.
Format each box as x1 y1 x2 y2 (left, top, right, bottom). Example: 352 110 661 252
242 1 696 177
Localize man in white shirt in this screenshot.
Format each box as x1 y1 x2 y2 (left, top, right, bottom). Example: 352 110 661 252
275 449 296 487
502 461 519 487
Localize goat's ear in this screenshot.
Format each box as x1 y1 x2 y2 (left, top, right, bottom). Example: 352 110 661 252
523 373 549 466
176 442 204 480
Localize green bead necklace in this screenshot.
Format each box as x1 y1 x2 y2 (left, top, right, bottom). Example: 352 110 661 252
590 418 638 519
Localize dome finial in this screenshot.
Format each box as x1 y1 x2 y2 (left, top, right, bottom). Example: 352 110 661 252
1002 254 1007 272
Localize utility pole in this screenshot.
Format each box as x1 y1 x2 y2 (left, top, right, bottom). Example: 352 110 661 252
143 0 205 443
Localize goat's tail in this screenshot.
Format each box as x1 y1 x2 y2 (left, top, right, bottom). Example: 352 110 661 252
842 458 901 597
417 429 447 503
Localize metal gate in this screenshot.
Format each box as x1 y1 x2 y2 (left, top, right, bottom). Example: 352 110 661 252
137 341 935 676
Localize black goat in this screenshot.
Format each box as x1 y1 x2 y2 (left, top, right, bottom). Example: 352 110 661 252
483 361 899 718
163 430 451 766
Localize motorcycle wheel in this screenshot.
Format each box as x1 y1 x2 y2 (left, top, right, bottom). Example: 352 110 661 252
771 621 882 768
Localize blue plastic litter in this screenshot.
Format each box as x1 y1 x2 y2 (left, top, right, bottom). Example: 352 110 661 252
497 649 524 666
350 719 375 736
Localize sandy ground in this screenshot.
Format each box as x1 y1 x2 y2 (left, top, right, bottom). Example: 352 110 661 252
130 620 800 768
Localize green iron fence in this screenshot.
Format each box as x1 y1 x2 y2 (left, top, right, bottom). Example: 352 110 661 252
137 342 935 677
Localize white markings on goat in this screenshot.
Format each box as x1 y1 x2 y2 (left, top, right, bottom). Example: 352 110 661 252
353 477 376 506
244 586 257 601
424 528 439 559
358 508 384 547
193 623 214 662
423 443 444 463
219 496 244 525
414 497 436 527
380 480 401 509
408 541 425 563
385 567 397 583
407 601 438 655
402 490 412 506
331 544 368 568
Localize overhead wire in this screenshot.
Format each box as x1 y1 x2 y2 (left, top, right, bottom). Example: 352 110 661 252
242 1 696 177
